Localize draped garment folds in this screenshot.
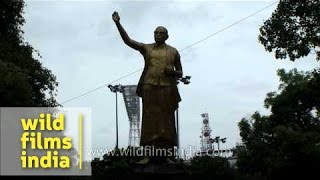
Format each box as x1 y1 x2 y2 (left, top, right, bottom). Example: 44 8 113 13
136 43 182 148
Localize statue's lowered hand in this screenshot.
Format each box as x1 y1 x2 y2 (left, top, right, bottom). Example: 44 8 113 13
112 11 120 22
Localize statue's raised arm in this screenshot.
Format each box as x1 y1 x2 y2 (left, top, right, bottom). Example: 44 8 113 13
112 11 144 52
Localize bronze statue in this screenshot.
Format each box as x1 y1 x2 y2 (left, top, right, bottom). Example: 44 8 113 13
112 11 183 164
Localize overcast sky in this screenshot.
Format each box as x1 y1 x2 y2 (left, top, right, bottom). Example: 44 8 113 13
23 0 319 160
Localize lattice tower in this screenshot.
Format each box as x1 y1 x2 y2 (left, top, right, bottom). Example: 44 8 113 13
122 85 141 147
200 113 213 152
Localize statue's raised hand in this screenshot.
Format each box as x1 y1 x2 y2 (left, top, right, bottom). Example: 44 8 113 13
112 11 120 22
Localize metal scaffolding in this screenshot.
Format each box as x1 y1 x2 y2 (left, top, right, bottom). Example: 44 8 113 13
121 85 141 147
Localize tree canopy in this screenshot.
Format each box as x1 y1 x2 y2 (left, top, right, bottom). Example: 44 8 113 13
237 68 320 179
258 0 320 61
0 0 59 107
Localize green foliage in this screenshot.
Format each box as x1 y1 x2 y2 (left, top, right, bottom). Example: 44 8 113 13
187 156 235 179
258 0 320 61
0 0 59 107
90 147 238 178
0 61 33 105
237 68 320 179
91 147 142 177
244 3 320 177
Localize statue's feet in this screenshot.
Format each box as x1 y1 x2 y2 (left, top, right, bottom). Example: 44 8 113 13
135 157 150 165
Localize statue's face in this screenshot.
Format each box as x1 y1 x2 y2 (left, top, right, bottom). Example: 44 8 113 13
154 26 168 44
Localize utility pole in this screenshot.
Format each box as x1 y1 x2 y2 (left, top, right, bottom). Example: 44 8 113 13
176 76 191 160
108 84 125 149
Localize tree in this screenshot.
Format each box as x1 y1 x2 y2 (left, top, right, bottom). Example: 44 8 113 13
237 68 320 179
187 156 235 179
258 0 320 61
0 0 59 107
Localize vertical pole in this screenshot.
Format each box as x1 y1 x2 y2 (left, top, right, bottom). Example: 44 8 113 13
176 108 179 158
116 92 118 149
176 108 180 149
176 80 180 161
218 141 220 156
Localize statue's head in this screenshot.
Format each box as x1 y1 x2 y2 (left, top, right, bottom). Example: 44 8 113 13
154 26 168 44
